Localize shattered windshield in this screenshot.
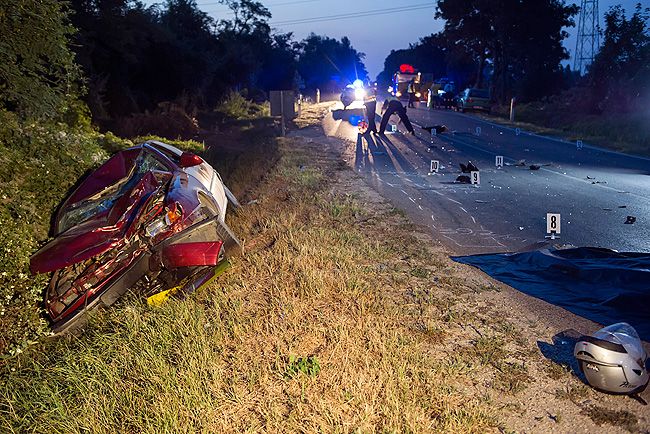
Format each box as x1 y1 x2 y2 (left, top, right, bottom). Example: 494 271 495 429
57 151 170 234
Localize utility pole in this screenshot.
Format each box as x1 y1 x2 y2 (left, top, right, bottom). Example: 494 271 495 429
574 0 600 75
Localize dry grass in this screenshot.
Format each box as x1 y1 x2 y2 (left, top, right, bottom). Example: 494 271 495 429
580 405 639 433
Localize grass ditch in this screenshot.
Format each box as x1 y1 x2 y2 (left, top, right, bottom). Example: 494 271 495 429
0 114 538 431
481 103 650 157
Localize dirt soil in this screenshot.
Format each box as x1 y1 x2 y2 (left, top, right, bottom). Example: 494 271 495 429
299 102 650 433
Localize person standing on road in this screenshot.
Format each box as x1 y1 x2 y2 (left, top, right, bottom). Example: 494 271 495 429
407 78 416 108
363 80 378 135
379 97 415 135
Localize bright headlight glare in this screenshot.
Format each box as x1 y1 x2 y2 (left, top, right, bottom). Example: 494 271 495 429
354 88 366 100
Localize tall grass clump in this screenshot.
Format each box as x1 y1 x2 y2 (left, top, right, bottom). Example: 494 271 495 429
215 91 270 120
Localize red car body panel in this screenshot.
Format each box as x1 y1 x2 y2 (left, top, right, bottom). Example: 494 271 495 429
30 172 161 274
65 148 142 210
161 241 223 268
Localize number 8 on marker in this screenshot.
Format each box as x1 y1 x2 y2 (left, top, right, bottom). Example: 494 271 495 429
546 213 561 234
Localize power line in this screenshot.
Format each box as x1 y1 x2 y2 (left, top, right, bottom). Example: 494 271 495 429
270 3 433 26
199 0 321 14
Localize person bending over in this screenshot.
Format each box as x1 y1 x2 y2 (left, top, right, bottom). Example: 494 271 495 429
379 98 415 135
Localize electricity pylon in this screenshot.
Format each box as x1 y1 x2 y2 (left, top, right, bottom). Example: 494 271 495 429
574 0 600 75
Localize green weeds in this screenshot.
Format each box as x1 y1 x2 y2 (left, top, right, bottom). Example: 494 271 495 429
285 355 321 378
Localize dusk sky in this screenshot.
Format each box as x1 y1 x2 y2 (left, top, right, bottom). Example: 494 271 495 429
146 0 643 79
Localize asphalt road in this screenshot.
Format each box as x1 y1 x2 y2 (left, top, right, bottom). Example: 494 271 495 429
325 100 650 255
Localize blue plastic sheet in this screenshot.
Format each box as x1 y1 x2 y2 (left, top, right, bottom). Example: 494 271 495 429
452 247 650 340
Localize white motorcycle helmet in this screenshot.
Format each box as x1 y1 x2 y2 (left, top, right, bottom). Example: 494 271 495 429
574 323 649 394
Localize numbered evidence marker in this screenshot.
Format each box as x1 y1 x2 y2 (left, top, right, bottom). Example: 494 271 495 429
475 126 482 136
495 155 504 169
429 160 440 174
576 140 584 150
390 124 397 133
546 212 561 240
471 171 480 185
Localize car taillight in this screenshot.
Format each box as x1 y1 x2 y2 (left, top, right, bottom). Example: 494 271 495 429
145 202 183 238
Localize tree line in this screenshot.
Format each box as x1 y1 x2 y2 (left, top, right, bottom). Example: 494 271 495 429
0 0 367 124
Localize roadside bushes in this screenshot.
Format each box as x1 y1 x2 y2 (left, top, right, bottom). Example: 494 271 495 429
214 91 270 120
0 110 123 355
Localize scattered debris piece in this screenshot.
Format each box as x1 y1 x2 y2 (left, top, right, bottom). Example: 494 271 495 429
515 159 527 166
459 161 479 173
456 175 471 184
421 125 448 134
518 226 524 231
586 176 595 180
246 199 259 205
592 180 607 184
624 216 636 224
602 208 612 211
475 200 487 203
529 164 540 170
618 205 627 208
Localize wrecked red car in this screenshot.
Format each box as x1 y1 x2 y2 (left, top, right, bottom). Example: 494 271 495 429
30 140 241 333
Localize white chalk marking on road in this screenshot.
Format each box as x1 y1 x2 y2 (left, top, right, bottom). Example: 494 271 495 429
418 205 423 210
447 197 462 205
409 197 417 204
471 216 477 224
459 207 468 214
385 182 395 187
400 189 408 195
431 215 436 221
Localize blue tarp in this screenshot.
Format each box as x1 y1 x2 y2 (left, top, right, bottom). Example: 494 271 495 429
452 247 650 341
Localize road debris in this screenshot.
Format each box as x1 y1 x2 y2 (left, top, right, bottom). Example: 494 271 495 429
624 216 636 224
456 175 471 184
459 161 479 173
421 125 448 134
529 164 540 170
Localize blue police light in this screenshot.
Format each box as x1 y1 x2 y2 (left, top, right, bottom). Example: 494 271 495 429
349 115 363 126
